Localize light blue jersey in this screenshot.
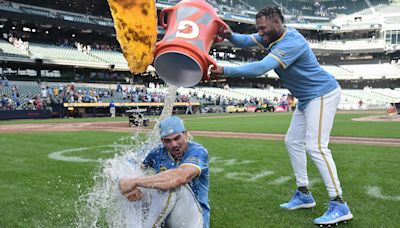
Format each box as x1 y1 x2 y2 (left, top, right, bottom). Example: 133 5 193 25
224 27 339 110
143 142 210 228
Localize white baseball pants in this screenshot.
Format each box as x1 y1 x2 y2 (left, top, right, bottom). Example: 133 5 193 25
284 87 342 198
152 184 203 228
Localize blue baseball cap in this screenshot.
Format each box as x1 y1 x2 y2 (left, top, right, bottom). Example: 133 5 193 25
159 116 186 138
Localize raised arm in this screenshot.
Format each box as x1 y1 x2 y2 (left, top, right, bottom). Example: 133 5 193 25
229 32 265 49
224 55 281 77
219 27 265 49
211 54 281 78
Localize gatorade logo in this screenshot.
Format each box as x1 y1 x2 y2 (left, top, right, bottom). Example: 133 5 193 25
176 20 199 39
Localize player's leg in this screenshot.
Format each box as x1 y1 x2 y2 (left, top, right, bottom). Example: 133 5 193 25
285 108 308 187
164 184 203 228
304 87 342 198
303 87 353 225
149 184 203 228
125 186 203 227
281 107 315 210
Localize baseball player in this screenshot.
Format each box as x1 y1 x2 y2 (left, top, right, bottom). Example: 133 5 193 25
210 6 353 226
119 116 210 228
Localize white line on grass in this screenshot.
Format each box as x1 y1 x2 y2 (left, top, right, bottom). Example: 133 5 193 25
48 145 127 162
226 170 274 182
366 186 400 201
209 156 254 166
209 167 224 174
269 176 292 185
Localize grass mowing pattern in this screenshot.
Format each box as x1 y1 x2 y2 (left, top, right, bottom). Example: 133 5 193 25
1 131 399 227
182 112 400 138
1 112 399 138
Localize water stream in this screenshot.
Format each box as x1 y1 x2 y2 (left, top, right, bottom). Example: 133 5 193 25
76 85 177 227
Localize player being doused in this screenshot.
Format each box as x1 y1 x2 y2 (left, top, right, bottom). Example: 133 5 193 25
119 116 210 228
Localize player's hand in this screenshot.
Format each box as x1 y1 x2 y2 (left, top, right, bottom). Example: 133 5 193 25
218 27 232 39
210 65 224 79
124 188 143 202
119 178 138 194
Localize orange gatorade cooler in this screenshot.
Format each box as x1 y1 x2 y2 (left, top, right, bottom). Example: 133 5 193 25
154 0 228 87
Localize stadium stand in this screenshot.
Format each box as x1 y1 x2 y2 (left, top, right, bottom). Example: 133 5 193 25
90 49 127 65
1 79 399 113
309 39 385 52
0 1 22 13
385 15 400 24
376 4 400 15
340 64 400 79
28 43 106 64
0 39 30 59
321 65 354 80
19 5 54 18
229 88 284 100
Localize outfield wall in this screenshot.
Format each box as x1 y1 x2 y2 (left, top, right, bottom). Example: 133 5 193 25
0 109 52 120
62 102 200 118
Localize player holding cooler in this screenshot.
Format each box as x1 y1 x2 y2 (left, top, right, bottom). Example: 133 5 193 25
210 6 353 226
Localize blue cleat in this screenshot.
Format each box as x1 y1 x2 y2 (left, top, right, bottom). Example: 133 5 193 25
280 190 316 210
314 201 353 226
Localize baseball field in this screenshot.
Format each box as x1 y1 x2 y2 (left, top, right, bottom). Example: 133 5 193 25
1 111 399 227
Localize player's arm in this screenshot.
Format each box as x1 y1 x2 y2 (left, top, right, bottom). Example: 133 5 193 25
228 32 265 49
119 165 199 193
223 54 281 78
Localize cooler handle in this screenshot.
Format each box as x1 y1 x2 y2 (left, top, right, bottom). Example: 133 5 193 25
205 55 218 81
160 8 174 29
214 18 230 43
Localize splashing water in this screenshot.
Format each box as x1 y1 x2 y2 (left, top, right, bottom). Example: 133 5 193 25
143 84 178 148
76 85 178 227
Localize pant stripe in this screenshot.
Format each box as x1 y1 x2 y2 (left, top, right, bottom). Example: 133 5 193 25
153 191 173 228
318 96 340 196
184 184 203 213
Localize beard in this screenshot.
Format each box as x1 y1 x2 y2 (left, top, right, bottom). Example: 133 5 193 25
265 29 281 44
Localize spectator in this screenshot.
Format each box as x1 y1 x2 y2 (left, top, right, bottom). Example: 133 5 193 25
186 100 194 115
358 99 363 109
2 77 9 86
116 82 122 92
109 100 116 117
40 87 48 98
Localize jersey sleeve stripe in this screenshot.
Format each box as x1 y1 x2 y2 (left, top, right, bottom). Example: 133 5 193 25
269 53 287 69
251 35 265 49
179 163 202 176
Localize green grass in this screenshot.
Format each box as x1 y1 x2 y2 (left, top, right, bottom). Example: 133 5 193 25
200 137 400 227
1 131 399 227
0 132 113 227
1 111 399 138
182 112 400 138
